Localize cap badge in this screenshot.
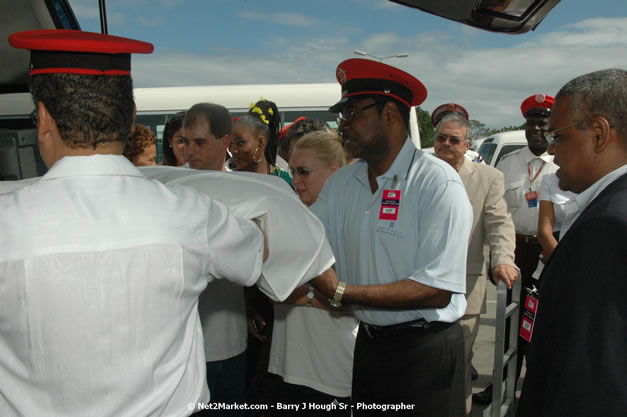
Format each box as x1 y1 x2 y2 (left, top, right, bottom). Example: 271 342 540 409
535 94 546 104
337 67 347 85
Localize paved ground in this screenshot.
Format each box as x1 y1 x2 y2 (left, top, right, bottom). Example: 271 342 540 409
471 283 525 417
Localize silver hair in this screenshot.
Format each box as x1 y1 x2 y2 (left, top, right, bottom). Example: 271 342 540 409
556 68 627 138
434 113 472 144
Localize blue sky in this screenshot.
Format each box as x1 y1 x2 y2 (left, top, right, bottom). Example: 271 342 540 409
71 0 627 128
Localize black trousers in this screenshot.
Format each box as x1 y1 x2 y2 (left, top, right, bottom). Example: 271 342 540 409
352 321 465 417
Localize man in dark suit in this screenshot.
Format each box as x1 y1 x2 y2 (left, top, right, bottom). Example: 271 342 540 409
517 68 627 417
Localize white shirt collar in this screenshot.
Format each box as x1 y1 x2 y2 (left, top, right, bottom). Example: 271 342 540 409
560 164 627 237
521 145 553 164
42 155 144 181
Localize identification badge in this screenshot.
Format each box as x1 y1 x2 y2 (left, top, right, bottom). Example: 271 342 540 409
379 189 401 221
519 294 539 342
525 190 538 208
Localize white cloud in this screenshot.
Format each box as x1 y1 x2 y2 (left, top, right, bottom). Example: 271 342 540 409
131 17 627 129
239 10 321 27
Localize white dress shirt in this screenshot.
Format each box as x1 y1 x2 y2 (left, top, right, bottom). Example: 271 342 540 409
497 146 558 235
0 155 263 417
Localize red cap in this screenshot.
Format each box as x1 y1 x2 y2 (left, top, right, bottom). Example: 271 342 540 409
431 103 469 126
8 29 154 76
279 116 306 141
329 58 427 112
521 94 554 118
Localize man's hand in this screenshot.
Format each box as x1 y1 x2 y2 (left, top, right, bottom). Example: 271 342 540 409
310 267 339 299
247 312 267 342
492 264 519 289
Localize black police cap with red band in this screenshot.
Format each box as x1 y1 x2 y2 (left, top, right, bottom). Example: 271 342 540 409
329 58 427 113
8 29 154 76
431 103 469 126
521 94 554 118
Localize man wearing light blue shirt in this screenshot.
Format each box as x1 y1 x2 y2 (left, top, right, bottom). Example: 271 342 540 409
311 58 472 416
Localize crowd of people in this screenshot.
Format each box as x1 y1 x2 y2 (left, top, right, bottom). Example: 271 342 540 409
1 28 625 417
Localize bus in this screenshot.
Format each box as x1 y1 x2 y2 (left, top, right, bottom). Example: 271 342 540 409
133 83 422 161
0 83 422 177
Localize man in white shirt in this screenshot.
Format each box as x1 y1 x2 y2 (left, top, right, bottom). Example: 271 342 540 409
183 103 250 416
474 94 558 404
1 30 267 417
183 103 232 171
517 69 627 417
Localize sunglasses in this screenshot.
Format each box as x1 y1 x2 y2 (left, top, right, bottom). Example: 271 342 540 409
434 134 465 146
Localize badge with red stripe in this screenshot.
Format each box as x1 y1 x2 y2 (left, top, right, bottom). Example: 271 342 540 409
379 189 401 221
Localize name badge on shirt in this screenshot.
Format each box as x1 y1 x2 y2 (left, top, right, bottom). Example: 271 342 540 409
525 190 538 208
519 293 539 342
379 189 401 221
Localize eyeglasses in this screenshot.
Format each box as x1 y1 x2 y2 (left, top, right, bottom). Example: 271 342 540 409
336 102 378 125
30 109 38 127
434 134 465 146
289 166 318 177
543 119 588 145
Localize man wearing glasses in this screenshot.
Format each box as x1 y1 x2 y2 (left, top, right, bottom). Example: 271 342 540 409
472 94 558 403
433 109 517 416
517 69 627 417
311 59 473 416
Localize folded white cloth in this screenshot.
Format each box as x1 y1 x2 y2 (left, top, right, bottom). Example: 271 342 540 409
1 167 335 301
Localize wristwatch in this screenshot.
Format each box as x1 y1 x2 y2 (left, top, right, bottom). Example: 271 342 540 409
305 284 314 307
328 281 346 308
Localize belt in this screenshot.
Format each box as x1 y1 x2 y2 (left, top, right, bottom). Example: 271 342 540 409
359 319 449 340
516 233 539 245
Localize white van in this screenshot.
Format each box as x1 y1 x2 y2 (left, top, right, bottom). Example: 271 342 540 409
478 130 527 167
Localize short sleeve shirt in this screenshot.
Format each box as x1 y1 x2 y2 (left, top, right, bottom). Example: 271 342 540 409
496 146 557 235
538 173 577 232
311 139 473 326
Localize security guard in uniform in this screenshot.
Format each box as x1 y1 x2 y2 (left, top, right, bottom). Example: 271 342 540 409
2 29 267 417
474 94 558 403
311 58 473 416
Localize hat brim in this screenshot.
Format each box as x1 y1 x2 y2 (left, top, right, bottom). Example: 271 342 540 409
328 92 408 113
328 96 352 113
524 107 551 118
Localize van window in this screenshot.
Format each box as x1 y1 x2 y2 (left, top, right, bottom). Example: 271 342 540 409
495 144 526 166
479 142 496 165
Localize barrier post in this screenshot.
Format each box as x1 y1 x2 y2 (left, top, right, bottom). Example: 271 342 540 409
488 274 521 417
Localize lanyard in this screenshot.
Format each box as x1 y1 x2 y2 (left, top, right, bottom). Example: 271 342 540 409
527 159 545 184
391 149 417 189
